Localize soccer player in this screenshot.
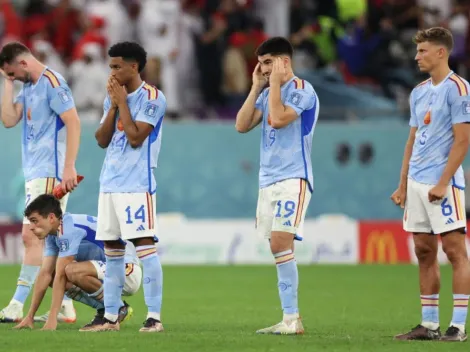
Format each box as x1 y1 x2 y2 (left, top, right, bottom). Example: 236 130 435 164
90 42 166 332
14 194 136 331
0 42 80 323
392 27 470 342
235 37 319 335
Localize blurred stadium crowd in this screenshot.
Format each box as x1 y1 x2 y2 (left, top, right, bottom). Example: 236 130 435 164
1 0 470 121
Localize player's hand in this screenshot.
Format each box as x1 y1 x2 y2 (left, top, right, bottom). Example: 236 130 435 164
41 319 57 331
391 186 406 209
428 184 447 203
0 68 13 82
61 164 78 192
252 63 267 90
269 57 285 86
108 76 127 106
13 316 34 330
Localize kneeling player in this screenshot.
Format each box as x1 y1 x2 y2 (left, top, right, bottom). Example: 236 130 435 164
14 194 133 330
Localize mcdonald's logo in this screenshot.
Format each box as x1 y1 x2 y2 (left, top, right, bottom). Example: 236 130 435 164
365 231 398 264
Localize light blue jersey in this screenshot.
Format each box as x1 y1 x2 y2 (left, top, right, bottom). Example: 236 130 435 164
14 67 75 182
44 213 139 264
255 77 319 192
99 82 166 194
409 71 470 189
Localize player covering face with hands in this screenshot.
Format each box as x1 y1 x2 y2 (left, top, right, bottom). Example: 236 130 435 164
235 37 319 335
0 42 80 324
92 41 166 332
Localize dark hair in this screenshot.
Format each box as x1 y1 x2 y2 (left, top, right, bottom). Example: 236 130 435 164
108 41 147 72
413 27 454 52
24 194 62 219
255 37 294 58
0 42 30 67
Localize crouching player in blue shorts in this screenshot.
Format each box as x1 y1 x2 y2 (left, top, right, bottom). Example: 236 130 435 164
13 194 140 331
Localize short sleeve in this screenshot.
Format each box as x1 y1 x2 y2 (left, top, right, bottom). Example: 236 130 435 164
57 216 85 258
135 93 167 127
100 95 111 124
255 90 264 112
449 83 470 124
409 90 418 127
43 236 59 257
284 89 316 116
48 85 75 115
14 88 24 105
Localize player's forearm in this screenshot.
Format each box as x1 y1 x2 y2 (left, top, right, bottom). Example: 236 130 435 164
1 80 19 128
26 271 52 318
268 84 287 128
117 102 140 143
399 139 414 187
95 107 117 148
64 116 80 168
438 139 469 186
49 273 67 320
235 85 262 132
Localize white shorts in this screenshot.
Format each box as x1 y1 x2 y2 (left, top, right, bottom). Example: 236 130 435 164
404 178 466 234
23 178 69 224
96 192 157 241
90 261 142 296
256 178 311 239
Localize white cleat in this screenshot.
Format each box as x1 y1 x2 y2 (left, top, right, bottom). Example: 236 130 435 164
256 318 304 335
0 302 23 323
34 302 77 323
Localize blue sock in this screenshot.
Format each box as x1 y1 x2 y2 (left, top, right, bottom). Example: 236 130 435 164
451 294 469 328
137 245 163 321
12 265 40 304
103 248 125 322
421 294 439 326
62 295 72 302
66 285 104 310
274 249 299 319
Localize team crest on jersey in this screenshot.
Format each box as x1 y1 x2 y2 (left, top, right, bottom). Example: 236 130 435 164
58 90 70 104
288 92 303 106
462 101 470 115
144 103 158 118
424 111 431 125
116 118 124 131
58 239 69 252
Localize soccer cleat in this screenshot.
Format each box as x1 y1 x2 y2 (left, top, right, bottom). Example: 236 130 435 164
34 302 77 323
79 309 104 331
79 317 120 332
440 326 468 342
139 318 164 332
118 301 133 324
0 302 23 323
394 324 441 341
256 318 304 335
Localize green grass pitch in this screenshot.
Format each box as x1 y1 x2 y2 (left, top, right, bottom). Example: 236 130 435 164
0 264 467 351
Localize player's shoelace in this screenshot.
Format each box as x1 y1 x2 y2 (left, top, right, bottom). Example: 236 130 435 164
83 309 105 328
142 318 160 328
445 326 461 336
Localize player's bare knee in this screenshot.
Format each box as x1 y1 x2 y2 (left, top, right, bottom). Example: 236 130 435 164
130 237 154 247
270 232 294 254
65 263 79 283
21 225 37 248
442 243 467 264
414 243 437 263
104 240 126 250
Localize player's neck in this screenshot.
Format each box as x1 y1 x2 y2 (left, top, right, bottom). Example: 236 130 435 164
281 72 295 86
28 60 47 84
126 76 143 94
429 65 451 86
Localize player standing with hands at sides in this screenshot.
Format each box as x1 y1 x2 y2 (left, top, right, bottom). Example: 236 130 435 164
235 37 319 335
88 42 166 332
392 28 470 342
0 42 80 323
